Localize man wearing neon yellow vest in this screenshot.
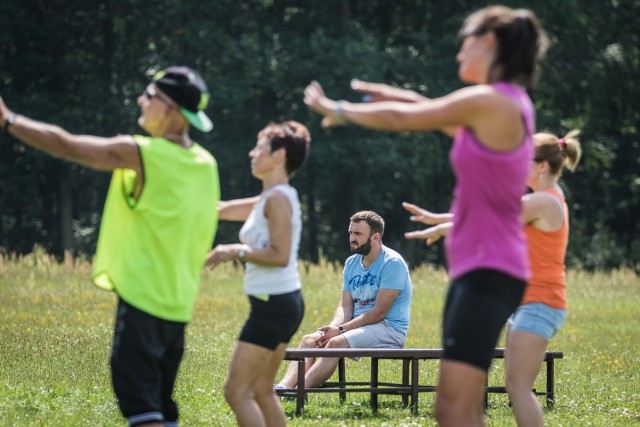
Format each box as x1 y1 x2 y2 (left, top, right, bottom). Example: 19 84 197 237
0 66 220 427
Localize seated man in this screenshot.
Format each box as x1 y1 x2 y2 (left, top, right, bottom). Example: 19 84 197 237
276 210 412 389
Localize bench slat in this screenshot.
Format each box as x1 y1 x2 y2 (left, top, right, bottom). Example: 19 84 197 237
284 347 563 359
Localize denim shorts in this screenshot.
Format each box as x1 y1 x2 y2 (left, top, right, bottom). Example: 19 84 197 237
507 302 567 341
343 320 406 348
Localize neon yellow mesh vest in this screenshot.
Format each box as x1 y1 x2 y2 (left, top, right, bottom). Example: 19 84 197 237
93 136 219 322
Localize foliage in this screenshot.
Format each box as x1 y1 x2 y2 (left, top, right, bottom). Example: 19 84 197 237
0 252 638 425
1 1 639 271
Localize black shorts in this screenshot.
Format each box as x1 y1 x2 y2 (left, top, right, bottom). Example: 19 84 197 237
442 269 525 371
239 289 305 350
110 298 186 426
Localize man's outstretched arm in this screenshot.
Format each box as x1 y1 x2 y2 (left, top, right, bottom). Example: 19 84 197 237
1 96 140 172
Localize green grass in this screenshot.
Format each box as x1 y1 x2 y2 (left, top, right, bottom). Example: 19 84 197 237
1 249 638 426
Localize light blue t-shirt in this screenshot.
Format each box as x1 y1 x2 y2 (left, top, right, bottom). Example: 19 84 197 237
342 245 412 335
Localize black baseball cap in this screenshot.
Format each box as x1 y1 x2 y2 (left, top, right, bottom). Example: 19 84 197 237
153 66 213 132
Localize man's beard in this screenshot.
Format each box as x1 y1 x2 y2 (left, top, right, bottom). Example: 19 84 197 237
351 237 372 256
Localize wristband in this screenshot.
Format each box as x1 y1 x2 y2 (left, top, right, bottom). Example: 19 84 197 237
338 325 346 334
333 101 347 125
4 113 17 133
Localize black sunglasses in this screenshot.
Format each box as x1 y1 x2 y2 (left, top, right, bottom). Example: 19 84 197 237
457 27 489 48
144 88 174 107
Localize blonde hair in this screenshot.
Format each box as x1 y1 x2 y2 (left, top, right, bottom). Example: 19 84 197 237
533 130 582 176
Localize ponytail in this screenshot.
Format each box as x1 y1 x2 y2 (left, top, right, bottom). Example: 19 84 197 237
533 130 582 176
559 129 582 172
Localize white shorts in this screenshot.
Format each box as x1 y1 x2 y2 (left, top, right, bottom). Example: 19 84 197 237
343 320 406 348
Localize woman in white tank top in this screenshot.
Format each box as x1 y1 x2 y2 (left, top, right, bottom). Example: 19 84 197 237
205 121 311 427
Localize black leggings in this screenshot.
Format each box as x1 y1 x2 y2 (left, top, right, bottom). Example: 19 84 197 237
442 269 525 371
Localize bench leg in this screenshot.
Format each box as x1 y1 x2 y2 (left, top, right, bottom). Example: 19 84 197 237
484 376 489 410
411 358 419 416
339 357 346 403
296 358 305 417
371 358 379 412
547 358 555 408
402 359 410 408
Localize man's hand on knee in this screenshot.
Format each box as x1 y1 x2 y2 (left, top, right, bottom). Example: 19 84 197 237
300 331 325 348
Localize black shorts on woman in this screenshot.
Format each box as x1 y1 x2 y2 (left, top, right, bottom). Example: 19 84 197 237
240 289 305 350
442 269 525 371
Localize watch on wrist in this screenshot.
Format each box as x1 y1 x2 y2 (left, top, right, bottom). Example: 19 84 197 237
238 246 247 262
338 325 346 334
4 113 17 133
333 101 347 125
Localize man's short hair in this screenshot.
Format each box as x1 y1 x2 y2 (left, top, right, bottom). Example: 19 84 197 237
350 211 385 238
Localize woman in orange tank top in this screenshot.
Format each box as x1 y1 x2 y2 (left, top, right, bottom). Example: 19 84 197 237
504 130 581 427
403 130 582 427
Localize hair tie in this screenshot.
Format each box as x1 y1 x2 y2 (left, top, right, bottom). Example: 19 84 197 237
558 137 566 148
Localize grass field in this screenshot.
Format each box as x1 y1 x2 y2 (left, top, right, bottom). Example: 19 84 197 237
1 249 638 426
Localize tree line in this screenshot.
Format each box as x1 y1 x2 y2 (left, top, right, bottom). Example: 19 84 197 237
1 0 638 272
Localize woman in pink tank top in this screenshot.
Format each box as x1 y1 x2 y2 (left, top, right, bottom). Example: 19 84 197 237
303 5 549 426
403 130 582 427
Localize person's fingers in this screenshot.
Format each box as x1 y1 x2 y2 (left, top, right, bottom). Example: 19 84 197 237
204 253 214 266
304 83 326 111
426 237 438 245
404 231 425 239
350 79 370 92
406 229 442 246
410 215 433 224
303 83 318 102
405 229 434 239
350 79 378 92
205 258 218 269
322 116 338 128
309 80 324 96
425 235 437 244
350 80 393 103
402 202 421 214
303 88 314 104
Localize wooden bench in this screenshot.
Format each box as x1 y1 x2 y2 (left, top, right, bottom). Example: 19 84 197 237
277 347 563 417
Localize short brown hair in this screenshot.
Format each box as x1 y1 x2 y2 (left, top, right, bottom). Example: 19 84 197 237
350 211 385 238
258 121 311 176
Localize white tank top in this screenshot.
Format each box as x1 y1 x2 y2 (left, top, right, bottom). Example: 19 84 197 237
239 184 302 295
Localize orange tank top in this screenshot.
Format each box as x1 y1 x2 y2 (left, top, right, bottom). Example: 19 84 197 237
522 188 568 309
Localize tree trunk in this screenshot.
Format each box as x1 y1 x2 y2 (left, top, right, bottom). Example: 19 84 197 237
59 178 73 254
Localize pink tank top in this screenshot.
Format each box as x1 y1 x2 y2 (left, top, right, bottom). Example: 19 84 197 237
445 82 534 281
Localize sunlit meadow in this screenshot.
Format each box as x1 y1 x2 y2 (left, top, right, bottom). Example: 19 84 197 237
1 248 638 426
